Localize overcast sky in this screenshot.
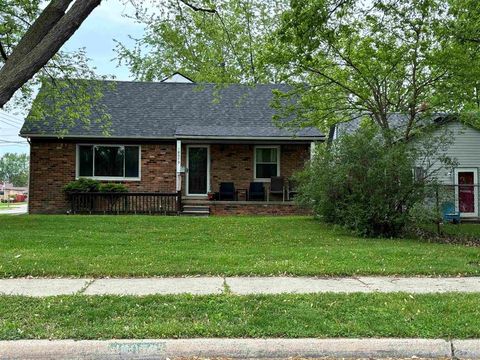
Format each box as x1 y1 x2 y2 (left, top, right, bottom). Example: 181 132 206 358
0 0 144 156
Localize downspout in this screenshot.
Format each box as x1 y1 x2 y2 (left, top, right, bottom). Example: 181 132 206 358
176 140 182 192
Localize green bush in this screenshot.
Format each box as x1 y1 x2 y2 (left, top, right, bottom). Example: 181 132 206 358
296 126 429 237
63 179 129 193
98 183 128 192
63 178 100 193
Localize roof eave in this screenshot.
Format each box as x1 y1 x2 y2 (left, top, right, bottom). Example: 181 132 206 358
22 134 325 141
175 135 324 141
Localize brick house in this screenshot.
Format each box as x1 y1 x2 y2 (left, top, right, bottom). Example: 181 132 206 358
21 76 324 215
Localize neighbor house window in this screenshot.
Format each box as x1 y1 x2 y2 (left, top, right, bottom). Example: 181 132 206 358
77 145 140 180
254 146 280 180
413 166 426 182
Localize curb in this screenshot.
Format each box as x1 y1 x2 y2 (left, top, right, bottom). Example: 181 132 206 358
2 338 479 359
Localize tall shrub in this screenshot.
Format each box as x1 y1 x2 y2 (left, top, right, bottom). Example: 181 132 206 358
296 127 430 237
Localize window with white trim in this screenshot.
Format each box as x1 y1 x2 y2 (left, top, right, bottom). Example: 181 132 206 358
254 146 280 179
77 145 140 180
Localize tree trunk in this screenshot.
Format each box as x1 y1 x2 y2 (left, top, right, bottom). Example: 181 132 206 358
0 0 102 108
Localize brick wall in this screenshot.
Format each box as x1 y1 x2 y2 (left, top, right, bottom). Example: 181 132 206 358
29 140 177 214
29 140 310 214
182 143 310 195
209 201 311 216
29 141 76 214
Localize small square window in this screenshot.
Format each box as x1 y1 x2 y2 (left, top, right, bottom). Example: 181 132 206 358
255 147 279 179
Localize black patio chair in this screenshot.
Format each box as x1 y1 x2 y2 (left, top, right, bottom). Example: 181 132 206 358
287 179 298 200
269 176 285 201
248 182 265 201
219 182 236 201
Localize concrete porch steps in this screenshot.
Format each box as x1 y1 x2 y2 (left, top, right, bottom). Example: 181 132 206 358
181 205 210 216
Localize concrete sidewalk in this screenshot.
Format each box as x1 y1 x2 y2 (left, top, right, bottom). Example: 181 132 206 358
1 276 480 296
0 204 27 215
1 338 479 359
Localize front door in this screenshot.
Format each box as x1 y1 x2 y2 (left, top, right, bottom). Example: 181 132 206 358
187 146 209 196
456 169 478 217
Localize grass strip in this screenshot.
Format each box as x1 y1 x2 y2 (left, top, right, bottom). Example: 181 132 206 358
1 293 480 339
1 215 479 277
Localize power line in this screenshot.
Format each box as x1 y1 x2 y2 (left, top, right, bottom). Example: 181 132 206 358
0 114 21 125
0 139 27 144
0 114 23 126
0 112 24 123
0 119 21 129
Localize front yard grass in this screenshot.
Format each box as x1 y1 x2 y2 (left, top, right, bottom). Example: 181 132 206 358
441 223 480 237
1 293 480 339
0 215 479 277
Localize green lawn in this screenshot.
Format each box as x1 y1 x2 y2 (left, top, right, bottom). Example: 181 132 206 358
0 215 479 277
1 293 480 339
441 223 480 237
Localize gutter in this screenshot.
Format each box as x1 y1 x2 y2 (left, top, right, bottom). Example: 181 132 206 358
20 134 325 142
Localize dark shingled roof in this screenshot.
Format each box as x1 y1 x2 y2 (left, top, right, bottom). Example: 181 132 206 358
21 81 324 140
333 113 451 139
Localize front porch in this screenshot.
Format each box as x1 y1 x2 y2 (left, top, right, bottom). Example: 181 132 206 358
175 140 314 199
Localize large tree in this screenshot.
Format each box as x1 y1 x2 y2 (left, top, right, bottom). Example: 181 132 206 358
116 0 287 84
269 0 480 140
0 0 102 109
0 152 29 187
118 0 480 140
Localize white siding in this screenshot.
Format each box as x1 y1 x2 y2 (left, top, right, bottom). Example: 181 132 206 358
161 73 193 83
419 122 480 184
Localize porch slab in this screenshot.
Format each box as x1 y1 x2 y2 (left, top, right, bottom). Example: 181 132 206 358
227 276 370 294
0 278 91 297
83 277 225 296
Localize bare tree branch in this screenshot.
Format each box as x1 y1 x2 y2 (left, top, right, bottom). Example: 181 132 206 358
0 42 8 62
0 0 102 108
242 0 257 83
5 0 74 69
179 0 216 13
214 11 248 78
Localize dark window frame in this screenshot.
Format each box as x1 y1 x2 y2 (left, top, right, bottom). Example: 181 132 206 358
254 145 280 181
76 144 141 181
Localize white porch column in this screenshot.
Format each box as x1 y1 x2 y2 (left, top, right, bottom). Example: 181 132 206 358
176 140 182 192
310 142 316 161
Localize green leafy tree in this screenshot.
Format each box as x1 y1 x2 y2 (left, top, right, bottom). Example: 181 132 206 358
1 1 113 135
116 0 287 83
269 0 480 139
118 0 480 138
0 0 102 108
296 124 453 237
0 152 29 187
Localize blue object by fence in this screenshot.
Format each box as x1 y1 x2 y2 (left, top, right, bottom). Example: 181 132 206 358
441 202 461 223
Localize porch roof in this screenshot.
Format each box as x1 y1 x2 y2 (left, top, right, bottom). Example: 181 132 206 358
175 125 321 140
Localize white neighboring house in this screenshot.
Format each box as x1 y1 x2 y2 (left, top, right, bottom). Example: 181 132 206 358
421 120 480 218
333 115 480 219
160 72 194 83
